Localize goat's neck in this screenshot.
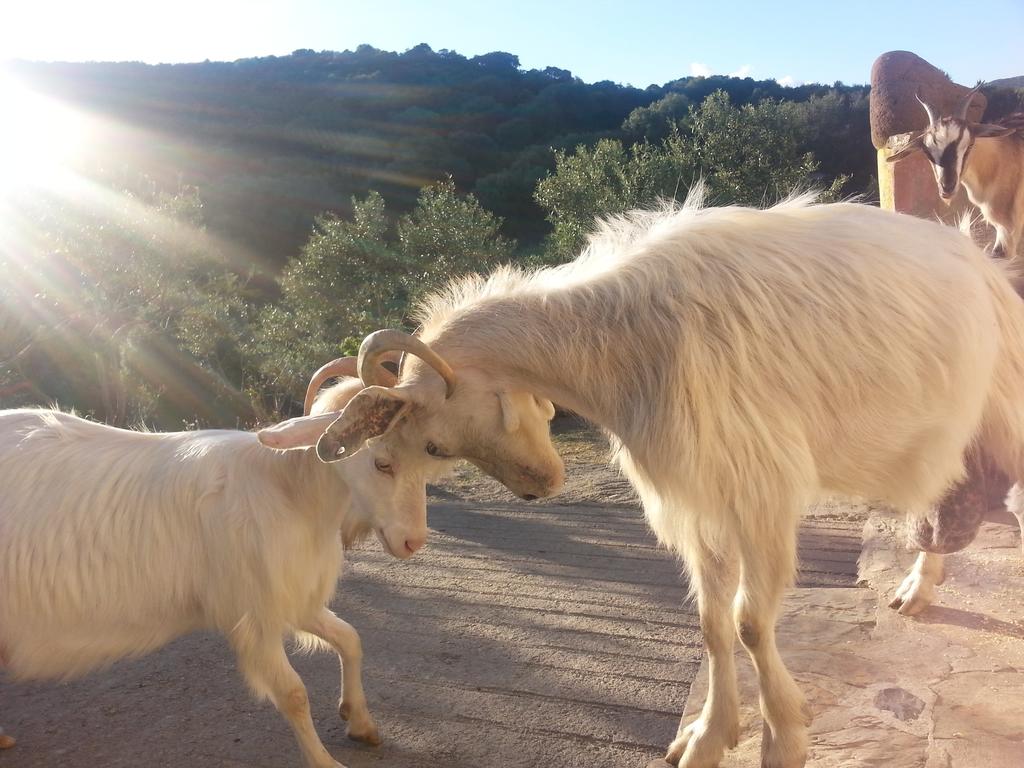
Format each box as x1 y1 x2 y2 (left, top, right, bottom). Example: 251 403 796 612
432 285 661 443
271 446 351 531
961 141 994 205
961 138 1023 223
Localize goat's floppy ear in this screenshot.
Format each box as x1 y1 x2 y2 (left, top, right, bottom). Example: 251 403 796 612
316 386 411 463
535 395 556 421
497 391 520 433
886 133 926 163
258 412 340 450
971 122 1016 139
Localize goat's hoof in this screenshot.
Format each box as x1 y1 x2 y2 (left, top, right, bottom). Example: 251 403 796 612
665 717 736 767
889 594 929 615
664 724 694 765
340 700 381 746
0 733 15 750
346 721 382 747
889 572 934 616
759 720 807 768
343 711 381 746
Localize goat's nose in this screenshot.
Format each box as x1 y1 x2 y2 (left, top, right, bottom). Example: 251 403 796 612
404 536 426 555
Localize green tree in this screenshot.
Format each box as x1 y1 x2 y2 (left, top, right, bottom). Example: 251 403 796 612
534 136 695 260
535 90 848 261
397 178 515 301
1 186 258 427
257 180 514 410
255 191 410 404
687 91 847 206
622 92 692 141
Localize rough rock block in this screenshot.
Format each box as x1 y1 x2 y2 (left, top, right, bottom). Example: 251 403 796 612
870 51 986 148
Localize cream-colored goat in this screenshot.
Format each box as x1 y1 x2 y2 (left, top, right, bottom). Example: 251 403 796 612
0 368 453 767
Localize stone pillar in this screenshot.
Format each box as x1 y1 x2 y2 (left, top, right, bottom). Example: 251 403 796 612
870 51 986 224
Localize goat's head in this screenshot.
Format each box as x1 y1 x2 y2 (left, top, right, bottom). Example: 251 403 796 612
886 84 1014 200
354 329 565 502
256 356 454 560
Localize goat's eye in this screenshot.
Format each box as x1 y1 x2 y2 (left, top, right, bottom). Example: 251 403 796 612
374 459 393 475
426 441 440 457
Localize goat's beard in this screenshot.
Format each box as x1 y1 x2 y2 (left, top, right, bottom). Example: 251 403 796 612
341 516 375 549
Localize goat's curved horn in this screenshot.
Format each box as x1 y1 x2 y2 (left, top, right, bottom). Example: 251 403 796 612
956 83 983 122
915 88 938 126
304 357 360 415
305 353 405 414
359 330 456 398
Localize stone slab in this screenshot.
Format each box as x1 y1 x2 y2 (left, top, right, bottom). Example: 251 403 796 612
870 51 986 149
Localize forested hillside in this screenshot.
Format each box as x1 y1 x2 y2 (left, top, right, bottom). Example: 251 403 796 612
3 46 1021 428
7 46 877 262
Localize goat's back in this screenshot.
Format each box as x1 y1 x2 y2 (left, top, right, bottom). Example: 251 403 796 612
580 202 1006 520
0 410 343 680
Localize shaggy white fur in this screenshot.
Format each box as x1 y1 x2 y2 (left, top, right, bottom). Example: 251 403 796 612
0 389 450 768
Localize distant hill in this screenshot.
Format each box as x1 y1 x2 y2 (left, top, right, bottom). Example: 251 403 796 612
990 75 1024 89
6 46 873 268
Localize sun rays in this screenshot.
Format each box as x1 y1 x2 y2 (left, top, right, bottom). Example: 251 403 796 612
0 74 95 194
0 72 265 426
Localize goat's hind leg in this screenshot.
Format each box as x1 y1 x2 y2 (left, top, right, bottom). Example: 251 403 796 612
734 508 809 768
235 633 344 768
666 532 741 768
305 608 381 746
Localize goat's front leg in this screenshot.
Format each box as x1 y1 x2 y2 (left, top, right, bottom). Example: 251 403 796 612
0 727 14 749
889 551 945 615
735 510 809 768
666 534 740 768
892 456 990 614
235 634 344 768
305 608 381 746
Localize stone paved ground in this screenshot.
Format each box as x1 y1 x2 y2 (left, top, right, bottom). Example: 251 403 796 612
662 505 1024 768
0 427 864 768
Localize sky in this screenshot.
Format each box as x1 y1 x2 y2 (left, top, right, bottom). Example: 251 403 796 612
2 0 1022 87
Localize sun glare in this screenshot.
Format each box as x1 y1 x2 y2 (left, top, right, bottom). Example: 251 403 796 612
0 75 90 193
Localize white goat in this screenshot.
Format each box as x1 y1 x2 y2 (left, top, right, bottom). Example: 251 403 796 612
352 187 1024 768
0 364 455 768
887 85 1024 259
